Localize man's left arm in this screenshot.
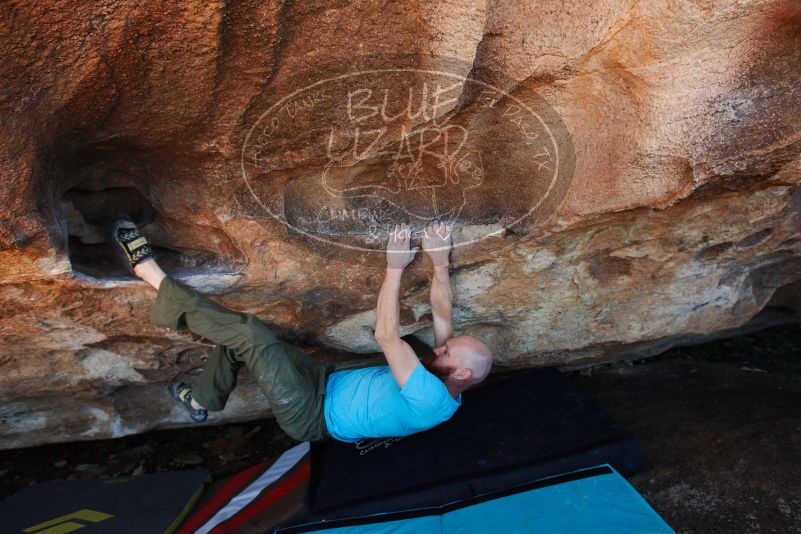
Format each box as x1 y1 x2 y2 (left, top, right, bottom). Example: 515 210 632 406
423 221 454 347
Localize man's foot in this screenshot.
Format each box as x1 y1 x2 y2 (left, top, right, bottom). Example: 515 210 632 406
168 383 208 423
110 213 154 274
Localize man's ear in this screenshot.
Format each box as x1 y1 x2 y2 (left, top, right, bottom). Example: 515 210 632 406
456 367 472 381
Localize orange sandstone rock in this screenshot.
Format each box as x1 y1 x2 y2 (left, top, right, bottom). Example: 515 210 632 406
0 0 799 448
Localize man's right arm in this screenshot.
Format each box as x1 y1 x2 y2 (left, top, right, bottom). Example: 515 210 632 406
374 224 421 389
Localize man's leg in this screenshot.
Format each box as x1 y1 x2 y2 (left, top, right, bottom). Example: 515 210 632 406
115 223 324 438
247 340 328 441
192 344 242 412
147 270 328 441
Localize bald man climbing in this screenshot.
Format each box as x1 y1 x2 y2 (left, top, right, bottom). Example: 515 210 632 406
111 214 493 442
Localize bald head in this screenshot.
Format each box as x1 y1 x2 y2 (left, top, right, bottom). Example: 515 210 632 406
447 335 493 385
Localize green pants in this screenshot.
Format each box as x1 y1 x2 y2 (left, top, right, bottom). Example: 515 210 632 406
151 277 329 441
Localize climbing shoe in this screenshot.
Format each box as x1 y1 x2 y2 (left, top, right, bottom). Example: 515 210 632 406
110 213 153 274
168 382 208 423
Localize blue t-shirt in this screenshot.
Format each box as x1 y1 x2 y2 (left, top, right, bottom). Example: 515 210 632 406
323 362 461 442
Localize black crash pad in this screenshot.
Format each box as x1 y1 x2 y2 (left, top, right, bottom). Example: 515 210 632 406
298 368 643 523
0 469 208 533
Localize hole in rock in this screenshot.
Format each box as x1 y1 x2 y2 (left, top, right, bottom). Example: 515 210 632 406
737 228 774 248
62 186 242 279
759 278 801 318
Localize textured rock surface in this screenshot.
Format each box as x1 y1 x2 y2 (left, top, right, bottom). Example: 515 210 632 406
1 0 800 449
3 326 800 531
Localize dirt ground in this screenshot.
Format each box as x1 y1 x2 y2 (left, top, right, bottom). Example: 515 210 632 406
574 324 801 534
1 325 800 533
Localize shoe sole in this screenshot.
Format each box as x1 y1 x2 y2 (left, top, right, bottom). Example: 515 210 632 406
167 383 207 423
109 215 137 275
